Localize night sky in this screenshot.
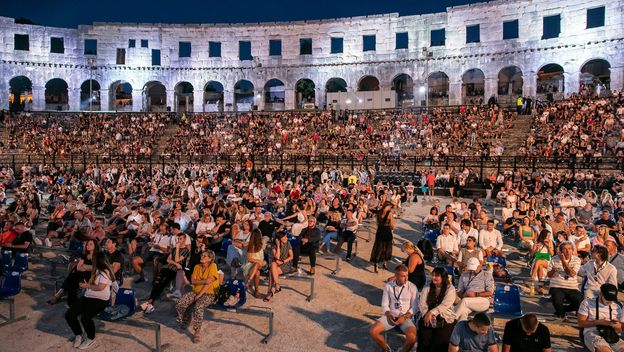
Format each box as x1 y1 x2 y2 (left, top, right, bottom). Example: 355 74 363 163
0 0 488 28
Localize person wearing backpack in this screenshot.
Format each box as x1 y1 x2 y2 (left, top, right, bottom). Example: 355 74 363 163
578 283 624 352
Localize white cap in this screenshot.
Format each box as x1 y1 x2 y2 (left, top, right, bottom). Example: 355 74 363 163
466 257 481 271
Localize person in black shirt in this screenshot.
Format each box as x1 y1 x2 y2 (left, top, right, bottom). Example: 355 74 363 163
6 222 33 253
502 314 552 352
294 217 322 275
104 238 124 284
258 212 277 239
594 210 617 235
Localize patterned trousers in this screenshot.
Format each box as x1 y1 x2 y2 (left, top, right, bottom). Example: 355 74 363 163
175 292 215 334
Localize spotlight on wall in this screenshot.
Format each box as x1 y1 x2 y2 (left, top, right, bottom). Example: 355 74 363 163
357 98 363 103
345 99 352 104
419 86 426 94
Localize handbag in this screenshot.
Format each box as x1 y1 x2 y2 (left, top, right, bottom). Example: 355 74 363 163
595 298 621 344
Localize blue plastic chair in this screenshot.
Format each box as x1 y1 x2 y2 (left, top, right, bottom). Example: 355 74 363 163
0 271 21 299
69 241 84 256
1 250 12 273
219 238 232 258
115 288 137 318
493 284 523 317
11 253 28 273
288 236 301 251
424 229 439 244
216 279 247 311
486 256 507 268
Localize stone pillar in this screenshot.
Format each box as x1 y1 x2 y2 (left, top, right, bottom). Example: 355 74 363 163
32 85 45 111
611 65 624 92
284 86 295 110
523 71 536 98
193 89 203 112
69 88 81 111
132 90 142 112
0 81 7 111
484 76 497 103
315 87 323 109
99 89 109 111
224 88 234 112
166 89 174 112
448 80 462 105
255 89 264 111
564 72 580 97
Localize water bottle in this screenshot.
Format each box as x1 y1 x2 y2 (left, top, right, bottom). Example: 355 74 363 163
529 280 535 296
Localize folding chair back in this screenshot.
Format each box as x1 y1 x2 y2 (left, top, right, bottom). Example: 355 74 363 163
493 284 522 316
223 278 247 309
12 253 28 273
0 271 21 299
1 250 12 272
115 288 137 318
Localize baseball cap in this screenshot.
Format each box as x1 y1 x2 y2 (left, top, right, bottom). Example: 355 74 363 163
466 257 481 271
601 283 619 302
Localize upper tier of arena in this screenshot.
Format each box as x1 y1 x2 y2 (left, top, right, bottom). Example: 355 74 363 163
1 0 623 112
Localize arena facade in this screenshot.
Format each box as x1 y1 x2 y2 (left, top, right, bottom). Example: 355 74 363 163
0 0 622 112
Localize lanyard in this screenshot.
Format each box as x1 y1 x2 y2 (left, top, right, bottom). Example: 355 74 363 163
393 284 405 302
594 261 606 277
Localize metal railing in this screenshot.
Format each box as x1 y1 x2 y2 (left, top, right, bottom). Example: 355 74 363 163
1 154 622 179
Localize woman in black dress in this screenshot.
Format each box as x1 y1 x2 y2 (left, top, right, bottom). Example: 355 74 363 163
370 202 394 273
401 241 426 291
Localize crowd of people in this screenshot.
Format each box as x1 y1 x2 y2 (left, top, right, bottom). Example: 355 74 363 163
1 91 624 350
1 104 512 158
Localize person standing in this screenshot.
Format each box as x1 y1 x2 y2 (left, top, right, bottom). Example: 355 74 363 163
547 241 582 320
370 202 395 273
369 265 418 352
502 314 552 352
64 252 115 349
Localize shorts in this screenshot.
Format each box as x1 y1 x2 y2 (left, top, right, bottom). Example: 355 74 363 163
584 329 624 352
377 315 416 332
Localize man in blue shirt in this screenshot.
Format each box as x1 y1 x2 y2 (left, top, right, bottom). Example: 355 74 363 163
449 312 498 352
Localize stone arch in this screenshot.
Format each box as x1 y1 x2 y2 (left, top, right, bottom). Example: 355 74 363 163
391 74 414 107
497 66 523 96
325 77 348 109
80 79 101 111
143 81 167 112
109 80 133 111
234 79 254 112
45 78 69 111
461 68 485 104
204 81 224 112
427 71 449 106
264 78 285 111
295 78 315 109
174 81 194 113
8 75 32 112
536 63 565 101
580 58 611 92
357 75 380 91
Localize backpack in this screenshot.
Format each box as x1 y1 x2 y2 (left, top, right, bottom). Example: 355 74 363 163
417 239 434 261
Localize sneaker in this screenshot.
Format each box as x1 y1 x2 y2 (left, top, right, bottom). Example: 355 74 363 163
72 335 83 348
34 237 43 246
346 257 352 262
144 304 155 314
297 268 303 276
44 238 52 247
171 290 182 299
78 337 95 350
140 302 149 311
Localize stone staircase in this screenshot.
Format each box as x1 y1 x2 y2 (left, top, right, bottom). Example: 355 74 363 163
151 124 180 156
501 114 533 155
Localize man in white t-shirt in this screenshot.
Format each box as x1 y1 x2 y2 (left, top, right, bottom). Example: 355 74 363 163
547 241 582 320
369 265 418 352
479 220 505 258
436 223 459 265
457 219 479 247
578 283 624 352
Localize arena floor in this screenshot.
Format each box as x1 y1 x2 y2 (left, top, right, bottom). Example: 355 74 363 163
1 197 584 351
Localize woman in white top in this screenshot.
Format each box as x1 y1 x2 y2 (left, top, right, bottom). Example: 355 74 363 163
226 221 252 268
195 213 215 237
65 252 115 349
417 267 457 351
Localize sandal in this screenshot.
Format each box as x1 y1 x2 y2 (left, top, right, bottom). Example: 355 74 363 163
274 285 282 293
263 292 274 302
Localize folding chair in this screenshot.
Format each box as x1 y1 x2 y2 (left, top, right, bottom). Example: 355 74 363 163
11 253 28 273
0 271 26 327
215 279 247 312
493 284 523 317
1 251 11 273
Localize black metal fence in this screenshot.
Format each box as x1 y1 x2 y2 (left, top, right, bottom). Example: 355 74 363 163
0 154 622 179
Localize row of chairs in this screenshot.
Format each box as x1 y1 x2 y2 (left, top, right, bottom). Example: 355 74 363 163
0 251 27 327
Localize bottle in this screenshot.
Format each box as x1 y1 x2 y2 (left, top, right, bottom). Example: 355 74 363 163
529 280 535 296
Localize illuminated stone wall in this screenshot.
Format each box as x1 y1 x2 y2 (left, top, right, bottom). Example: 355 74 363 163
0 0 622 111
